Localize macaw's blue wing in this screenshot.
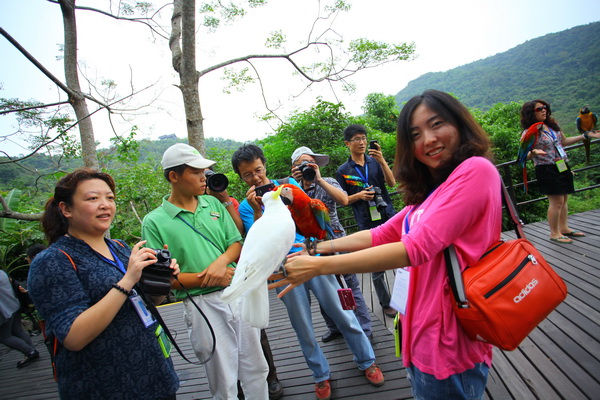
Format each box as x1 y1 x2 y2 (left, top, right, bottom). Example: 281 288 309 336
310 199 335 240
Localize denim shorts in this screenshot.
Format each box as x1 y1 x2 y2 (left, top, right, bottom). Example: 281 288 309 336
406 362 489 400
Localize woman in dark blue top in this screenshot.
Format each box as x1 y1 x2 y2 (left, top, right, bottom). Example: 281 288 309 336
28 169 180 399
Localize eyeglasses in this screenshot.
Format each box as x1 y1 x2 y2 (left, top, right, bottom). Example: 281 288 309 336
348 136 368 143
241 166 265 182
535 105 547 112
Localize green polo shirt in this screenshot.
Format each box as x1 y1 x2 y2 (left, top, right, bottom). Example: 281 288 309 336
142 195 242 299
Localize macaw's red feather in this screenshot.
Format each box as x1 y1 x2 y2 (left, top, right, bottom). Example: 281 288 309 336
517 122 544 193
277 184 334 240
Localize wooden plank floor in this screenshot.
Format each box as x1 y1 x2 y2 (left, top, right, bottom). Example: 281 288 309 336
1 209 599 399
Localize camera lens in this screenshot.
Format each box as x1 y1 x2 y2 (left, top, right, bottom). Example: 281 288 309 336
371 186 388 210
205 170 229 192
155 249 171 264
298 161 316 181
302 167 316 181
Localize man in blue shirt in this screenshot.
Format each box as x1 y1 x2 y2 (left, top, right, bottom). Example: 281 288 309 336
232 144 384 400
336 124 397 318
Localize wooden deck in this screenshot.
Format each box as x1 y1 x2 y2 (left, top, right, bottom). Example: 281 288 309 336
1 209 599 399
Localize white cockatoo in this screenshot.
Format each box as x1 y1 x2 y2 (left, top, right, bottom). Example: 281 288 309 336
221 185 296 328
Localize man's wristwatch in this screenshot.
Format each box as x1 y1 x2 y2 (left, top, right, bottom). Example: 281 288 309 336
222 200 233 207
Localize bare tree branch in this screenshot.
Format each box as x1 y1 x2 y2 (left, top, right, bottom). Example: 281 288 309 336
0 27 76 97
0 101 70 116
46 0 171 39
0 195 43 221
0 85 150 165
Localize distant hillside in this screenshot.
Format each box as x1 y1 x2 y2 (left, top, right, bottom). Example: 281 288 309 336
0 136 244 190
395 22 600 133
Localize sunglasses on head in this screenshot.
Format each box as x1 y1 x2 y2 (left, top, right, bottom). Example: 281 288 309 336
535 105 547 112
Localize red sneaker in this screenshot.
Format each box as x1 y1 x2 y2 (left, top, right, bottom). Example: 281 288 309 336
315 379 331 400
364 363 385 386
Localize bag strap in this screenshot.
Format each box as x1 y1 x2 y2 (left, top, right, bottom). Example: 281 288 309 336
501 183 525 239
444 247 469 307
444 183 525 308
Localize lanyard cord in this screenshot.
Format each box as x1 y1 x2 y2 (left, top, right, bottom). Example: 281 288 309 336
177 215 225 253
353 160 369 187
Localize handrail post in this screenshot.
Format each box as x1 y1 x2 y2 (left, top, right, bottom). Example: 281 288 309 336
501 164 518 214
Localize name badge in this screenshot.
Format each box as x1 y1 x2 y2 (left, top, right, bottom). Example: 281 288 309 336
130 290 156 328
556 159 568 173
369 204 382 221
155 325 172 358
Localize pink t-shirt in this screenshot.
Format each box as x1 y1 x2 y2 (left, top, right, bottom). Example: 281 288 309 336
371 156 501 379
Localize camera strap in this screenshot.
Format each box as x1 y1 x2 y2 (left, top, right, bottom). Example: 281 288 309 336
140 281 216 365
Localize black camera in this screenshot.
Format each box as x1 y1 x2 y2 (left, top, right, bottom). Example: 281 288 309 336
139 249 172 296
369 140 378 150
205 170 229 192
371 186 388 212
255 183 275 197
297 160 316 181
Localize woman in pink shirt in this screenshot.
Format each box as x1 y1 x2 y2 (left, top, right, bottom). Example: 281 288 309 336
271 90 502 399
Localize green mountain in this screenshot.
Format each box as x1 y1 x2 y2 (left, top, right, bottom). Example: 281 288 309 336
395 21 600 133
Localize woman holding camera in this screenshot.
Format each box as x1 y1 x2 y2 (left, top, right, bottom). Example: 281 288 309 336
28 169 180 399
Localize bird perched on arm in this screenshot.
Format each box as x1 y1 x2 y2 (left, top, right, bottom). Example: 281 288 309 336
220 185 295 329
517 122 544 192
278 183 334 240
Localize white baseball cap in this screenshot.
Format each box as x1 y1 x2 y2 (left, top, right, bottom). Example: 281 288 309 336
291 146 329 167
161 143 216 170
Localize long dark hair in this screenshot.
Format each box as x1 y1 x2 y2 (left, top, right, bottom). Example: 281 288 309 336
520 99 561 132
42 168 116 244
393 90 492 205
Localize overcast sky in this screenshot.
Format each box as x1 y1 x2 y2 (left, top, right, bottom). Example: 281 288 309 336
1 0 599 157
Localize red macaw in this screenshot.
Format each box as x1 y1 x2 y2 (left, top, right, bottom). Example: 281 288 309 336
277 183 334 240
517 122 544 192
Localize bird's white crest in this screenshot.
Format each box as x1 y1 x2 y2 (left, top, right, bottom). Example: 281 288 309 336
220 185 296 328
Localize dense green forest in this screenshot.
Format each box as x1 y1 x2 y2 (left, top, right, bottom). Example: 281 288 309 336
395 21 600 134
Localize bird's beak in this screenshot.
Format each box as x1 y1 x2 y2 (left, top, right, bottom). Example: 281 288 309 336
276 186 292 205
274 185 283 197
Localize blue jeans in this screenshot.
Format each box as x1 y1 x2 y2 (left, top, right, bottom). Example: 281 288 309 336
372 271 391 308
276 274 375 382
406 363 489 400
320 274 372 337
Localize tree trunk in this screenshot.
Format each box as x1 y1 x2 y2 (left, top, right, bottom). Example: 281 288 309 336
59 0 99 169
172 0 205 154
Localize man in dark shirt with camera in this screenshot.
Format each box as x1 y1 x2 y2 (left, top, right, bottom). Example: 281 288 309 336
336 124 397 318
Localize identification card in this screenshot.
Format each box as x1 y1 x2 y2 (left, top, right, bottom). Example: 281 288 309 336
390 268 410 315
155 325 172 358
556 159 568 173
130 292 156 328
369 203 382 221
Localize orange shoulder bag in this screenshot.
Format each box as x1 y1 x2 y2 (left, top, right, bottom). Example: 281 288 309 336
444 184 568 351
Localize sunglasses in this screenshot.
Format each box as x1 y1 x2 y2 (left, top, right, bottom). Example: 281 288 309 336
535 105 548 112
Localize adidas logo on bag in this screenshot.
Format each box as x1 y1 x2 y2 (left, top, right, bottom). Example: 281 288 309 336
513 278 539 303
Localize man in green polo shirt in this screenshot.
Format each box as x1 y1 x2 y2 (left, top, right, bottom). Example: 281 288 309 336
142 143 268 400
